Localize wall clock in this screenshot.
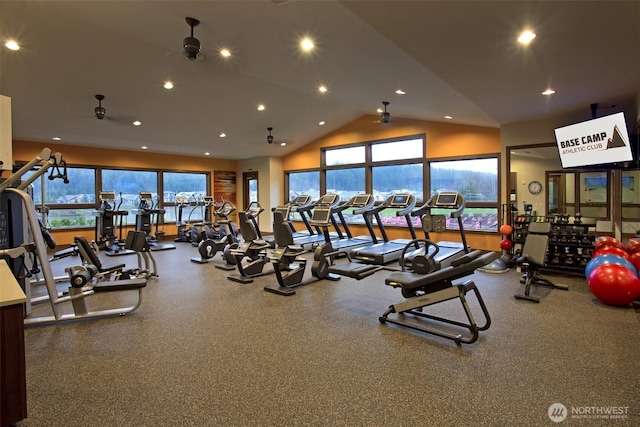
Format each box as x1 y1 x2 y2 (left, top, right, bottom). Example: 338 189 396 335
528 180 543 195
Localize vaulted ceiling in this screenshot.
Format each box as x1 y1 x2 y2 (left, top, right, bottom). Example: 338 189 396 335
1 1 638 159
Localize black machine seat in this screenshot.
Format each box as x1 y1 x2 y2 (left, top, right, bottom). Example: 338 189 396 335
515 221 568 303
386 250 494 297
92 278 146 292
74 235 125 274
237 211 272 250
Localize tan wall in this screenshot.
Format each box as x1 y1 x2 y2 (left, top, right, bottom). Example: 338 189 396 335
12 140 238 246
282 115 502 251
283 115 501 170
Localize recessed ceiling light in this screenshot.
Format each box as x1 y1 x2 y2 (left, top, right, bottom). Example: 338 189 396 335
280 142 286 147
318 121 325 126
220 48 231 57
133 120 142 126
5 40 20 51
52 137 61 141
517 30 536 45
318 85 327 93
257 104 265 111
219 133 226 138
376 108 383 113
542 88 555 96
164 81 174 89
444 115 453 120
395 89 406 95
204 152 210 156
141 146 148 150
300 37 315 51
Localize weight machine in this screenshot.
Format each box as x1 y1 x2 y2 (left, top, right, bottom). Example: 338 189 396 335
381 244 497 345
0 148 147 325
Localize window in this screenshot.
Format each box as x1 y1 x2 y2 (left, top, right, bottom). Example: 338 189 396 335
102 169 158 225
284 135 498 233
25 167 97 228
371 138 422 162
286 170 320 201
429 157 499 232
163 172 208 223
324 145 365 166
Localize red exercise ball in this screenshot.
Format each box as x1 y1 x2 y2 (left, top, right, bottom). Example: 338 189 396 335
588 264 640 306
499 224 513 236
626 238 640 255
593 246 631 261
500 239 513 250
595 236 626 251
629 252 640 273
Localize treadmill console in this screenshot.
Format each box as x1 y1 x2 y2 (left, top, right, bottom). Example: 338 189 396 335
310 207 332 225
389 194 410 207
317 193 339 206
290 195 311 206
352 194 371 206
434 192 460 208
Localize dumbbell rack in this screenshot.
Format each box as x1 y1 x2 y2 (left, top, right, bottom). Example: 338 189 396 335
511 215 595 275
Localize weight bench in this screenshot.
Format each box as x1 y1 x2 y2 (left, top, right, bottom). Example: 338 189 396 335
515 222 568 303
380 250 498 345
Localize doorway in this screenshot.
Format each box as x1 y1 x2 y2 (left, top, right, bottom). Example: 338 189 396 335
243 171 258 210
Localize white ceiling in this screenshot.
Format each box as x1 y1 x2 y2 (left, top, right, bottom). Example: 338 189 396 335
1 1 638 160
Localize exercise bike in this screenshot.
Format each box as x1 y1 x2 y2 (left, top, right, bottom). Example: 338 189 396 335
190 200 238 264
264 205 380 296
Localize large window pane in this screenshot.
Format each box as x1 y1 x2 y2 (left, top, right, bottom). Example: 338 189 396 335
287 171 320 200
163 172 208 203
102 169 158 224
326 168 365 200
430 158 498 202
325 146 365 166
372 164 423 201
371 138 423 162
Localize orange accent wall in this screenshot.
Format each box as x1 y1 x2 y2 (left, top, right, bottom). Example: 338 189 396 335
282 115 501 170
12 140 237 171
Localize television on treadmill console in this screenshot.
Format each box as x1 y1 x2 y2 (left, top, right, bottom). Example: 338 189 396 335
390 194 409 207
291 195 311 206
435 192 459 207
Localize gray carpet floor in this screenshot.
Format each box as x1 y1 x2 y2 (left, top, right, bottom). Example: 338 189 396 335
17 242 640 426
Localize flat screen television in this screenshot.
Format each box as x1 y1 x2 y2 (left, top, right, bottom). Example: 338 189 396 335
311 208 331 224
554 112 633 168
390 194 409 207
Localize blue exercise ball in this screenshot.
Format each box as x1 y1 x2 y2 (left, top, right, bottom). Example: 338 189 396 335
585 254 635 278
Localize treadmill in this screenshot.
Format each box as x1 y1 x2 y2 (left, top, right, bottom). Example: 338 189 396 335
291 194 342 249
285 195 316 238
331 194 380 251
349 193 417 265
408 191 470 267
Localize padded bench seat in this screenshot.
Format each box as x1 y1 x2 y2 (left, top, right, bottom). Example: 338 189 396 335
385 250 497 293
93 278 147 292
